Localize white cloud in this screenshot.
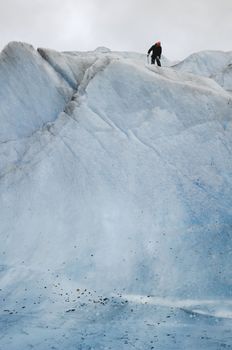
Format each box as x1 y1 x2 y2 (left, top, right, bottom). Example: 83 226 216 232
0 0 231 59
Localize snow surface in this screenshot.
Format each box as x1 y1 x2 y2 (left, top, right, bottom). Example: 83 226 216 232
0 42 232 349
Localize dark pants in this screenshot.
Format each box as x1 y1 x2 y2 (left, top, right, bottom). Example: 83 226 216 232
151 56 161 66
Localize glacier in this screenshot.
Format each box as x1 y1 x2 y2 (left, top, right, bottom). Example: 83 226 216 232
0 42 232 349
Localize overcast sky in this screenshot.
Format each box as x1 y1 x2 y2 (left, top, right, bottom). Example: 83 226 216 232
0 0 231 60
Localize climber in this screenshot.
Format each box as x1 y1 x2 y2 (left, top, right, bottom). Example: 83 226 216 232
147 41 162 66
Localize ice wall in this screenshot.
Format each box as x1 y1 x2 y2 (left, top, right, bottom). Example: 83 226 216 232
0 43 232 304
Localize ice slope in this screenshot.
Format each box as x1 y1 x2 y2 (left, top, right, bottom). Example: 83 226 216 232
213 64 232 91
0 42 232 349
173 50 232 90
0 42 73 142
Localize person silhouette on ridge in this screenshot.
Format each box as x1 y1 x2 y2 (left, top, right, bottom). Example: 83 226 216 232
147 41 162 66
